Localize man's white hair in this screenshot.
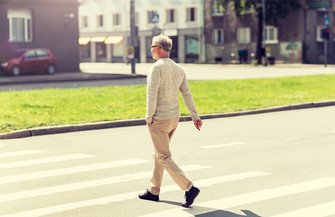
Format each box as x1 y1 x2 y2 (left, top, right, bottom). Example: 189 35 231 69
152 34 172 52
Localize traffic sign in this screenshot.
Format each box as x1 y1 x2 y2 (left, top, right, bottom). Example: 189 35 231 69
309 0 330 9
151 12 159 23
324 14 330 26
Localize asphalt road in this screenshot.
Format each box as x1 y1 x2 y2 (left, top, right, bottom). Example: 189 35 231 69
1 63 335 91
81 62 335 80
1 106 334 217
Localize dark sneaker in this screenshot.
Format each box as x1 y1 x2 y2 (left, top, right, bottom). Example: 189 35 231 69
183 186 200 207
138 190 159 202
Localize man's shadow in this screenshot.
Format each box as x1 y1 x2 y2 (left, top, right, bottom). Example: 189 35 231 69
193 210 261 217
159 200 261 217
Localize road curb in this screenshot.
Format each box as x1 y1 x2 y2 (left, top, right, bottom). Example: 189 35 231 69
1 101 335 140
0 72 145 85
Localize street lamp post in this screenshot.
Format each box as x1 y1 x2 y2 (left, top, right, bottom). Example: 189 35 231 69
130 0 136 74
262 0 267 66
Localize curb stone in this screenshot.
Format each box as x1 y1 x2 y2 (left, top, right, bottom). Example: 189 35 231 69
1 101 335 140
0 72 145 85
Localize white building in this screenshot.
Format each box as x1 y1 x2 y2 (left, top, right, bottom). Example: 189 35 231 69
78 0 205 63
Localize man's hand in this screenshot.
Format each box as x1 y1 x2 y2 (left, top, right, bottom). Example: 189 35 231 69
146 117 153 126
193 118 203 131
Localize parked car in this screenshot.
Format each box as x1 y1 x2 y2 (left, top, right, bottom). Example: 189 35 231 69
0 48 57 76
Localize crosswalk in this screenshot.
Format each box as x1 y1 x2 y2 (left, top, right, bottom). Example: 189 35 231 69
139 178 335 217
0 150 44 159
0 147 335 217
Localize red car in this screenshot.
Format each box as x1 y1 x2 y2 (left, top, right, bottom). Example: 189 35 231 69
0 48 57 76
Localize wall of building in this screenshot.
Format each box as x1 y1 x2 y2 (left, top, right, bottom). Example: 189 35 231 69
274 8 304 63
204 0 335 64
0 0 80 72
304 7 335 64
204 1 259 64
204 0 305 64
79 0 205 64
79 0 335 65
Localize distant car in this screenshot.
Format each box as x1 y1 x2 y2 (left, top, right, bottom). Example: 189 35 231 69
0 48 57 76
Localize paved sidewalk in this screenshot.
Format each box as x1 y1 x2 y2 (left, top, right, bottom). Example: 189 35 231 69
80 63 335 80
0 71 144 85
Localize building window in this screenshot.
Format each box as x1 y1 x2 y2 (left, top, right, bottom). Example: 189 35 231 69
185 36 199 57
148 10 159 23
166 9 175 23
80 42 91 62
213 29 224 44
96 42 106 62
237 27 251 44
212 0 224 16
97 14 104 27
81 16 88 28
113 41 124 57
186 7 196 22
7 9 32 42
265 26 278 44
113 14 121 26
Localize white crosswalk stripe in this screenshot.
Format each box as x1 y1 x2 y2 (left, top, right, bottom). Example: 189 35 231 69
0 164 209 203
271 200 335 217
284 137 299 141
0 154 93 169
0 158 149 185
0 171 268 217
200 141 245 149
138 178 335 217
0 150 44 159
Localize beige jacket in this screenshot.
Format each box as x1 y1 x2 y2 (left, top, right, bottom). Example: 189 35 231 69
145 58 199 123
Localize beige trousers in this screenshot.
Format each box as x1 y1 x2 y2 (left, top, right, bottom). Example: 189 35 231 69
147 117 193 195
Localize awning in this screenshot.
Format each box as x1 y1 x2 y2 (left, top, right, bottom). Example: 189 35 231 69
78 37 90 45
104 36 123 44
90 37 106 42
78 36 123 45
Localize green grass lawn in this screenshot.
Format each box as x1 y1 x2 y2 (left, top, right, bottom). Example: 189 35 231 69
1 74 335 134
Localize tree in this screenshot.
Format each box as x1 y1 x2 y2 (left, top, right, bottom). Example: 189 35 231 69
218 0 302 65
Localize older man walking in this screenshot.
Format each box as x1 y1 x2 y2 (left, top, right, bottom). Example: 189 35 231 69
138 34 203 207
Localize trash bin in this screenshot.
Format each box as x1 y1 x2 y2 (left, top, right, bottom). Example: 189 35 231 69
238 49 248 63
267 56 275 65
214 57 222 63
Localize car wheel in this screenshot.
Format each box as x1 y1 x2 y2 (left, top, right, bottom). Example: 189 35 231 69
12 66 21 76
47 64 56 74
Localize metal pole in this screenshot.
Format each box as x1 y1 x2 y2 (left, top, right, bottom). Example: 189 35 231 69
328 0 333 65
130 0 136 74
324 0 332 67
262 0 267 66
324 39 328 67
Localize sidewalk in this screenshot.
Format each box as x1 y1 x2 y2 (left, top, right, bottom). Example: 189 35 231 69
0 71 145 85
80 63 335 81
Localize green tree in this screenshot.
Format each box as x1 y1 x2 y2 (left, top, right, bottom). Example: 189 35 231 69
218 0 302 65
